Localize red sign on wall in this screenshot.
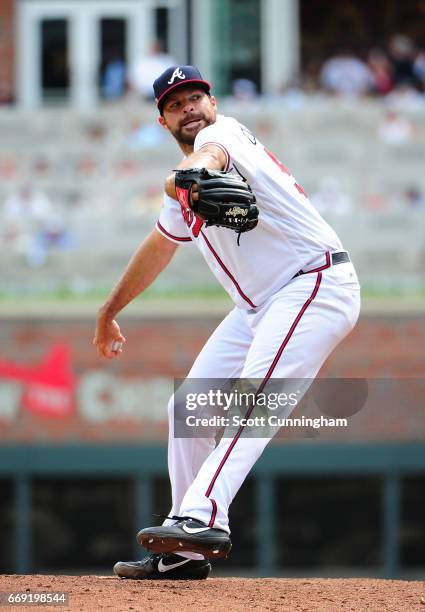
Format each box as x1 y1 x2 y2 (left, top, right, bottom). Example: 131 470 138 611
0 344 75 418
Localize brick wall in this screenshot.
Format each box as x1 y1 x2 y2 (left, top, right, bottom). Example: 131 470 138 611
320 315 425 377
0 314 423 442
0 0 14 103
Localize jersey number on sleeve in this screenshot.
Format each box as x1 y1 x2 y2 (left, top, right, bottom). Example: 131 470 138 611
264 148 308 197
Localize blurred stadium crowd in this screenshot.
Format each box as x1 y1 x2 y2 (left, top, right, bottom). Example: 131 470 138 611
113 33 425 102
1 27 424 295
298 34 425 99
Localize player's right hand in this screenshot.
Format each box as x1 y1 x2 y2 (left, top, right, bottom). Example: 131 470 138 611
93 317 126 359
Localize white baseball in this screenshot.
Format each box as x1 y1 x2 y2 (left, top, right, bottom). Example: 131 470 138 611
111 340 123 352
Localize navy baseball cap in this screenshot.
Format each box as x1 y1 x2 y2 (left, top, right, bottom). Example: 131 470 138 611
153 65 211 113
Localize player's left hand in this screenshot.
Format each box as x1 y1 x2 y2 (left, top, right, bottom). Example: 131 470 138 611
190 183 199 202
174 168 258 235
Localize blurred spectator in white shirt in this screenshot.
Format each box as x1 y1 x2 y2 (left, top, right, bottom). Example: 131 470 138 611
320 48 374 98
310 177 352 215
129 41 176 100
385 83 424 112
2 184 70 266
3 184 52 228
378 110 413 145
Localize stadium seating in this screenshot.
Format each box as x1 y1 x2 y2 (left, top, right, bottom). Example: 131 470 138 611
1 98 424 294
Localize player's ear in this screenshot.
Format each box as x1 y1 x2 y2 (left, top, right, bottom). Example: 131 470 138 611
158 116 169 131
210 95 217 108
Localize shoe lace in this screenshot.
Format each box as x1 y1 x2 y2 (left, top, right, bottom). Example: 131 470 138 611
153 513 194 523
139 552 163 565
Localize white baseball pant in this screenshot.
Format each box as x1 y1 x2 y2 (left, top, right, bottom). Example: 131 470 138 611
164 261 360 535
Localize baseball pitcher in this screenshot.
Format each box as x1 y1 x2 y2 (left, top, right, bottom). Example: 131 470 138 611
93 65 361 580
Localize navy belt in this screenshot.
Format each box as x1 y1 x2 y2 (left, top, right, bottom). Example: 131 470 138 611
292 251 350 279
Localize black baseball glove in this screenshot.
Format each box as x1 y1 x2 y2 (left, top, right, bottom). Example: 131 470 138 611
174 168 259 236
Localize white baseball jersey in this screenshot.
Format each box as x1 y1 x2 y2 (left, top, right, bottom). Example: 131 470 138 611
156 114 344 309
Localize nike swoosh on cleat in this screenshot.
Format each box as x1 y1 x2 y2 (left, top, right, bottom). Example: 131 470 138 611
182 524 211 534
157 558 191 572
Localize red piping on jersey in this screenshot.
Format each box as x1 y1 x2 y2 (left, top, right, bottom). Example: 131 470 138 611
156 221 192 242
200 230 256 308
204 273 323 509
297 251 331 275
199 142 231 172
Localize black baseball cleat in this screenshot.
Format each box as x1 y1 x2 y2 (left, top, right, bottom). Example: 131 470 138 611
113 552 211 580
137 517 232 559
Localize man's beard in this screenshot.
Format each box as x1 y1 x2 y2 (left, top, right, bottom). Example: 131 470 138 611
171 114 214 146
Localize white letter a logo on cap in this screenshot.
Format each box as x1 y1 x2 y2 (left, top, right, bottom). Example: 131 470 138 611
168 67 186 84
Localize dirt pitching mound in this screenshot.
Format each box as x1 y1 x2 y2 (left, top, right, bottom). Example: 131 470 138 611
1 575 424 611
